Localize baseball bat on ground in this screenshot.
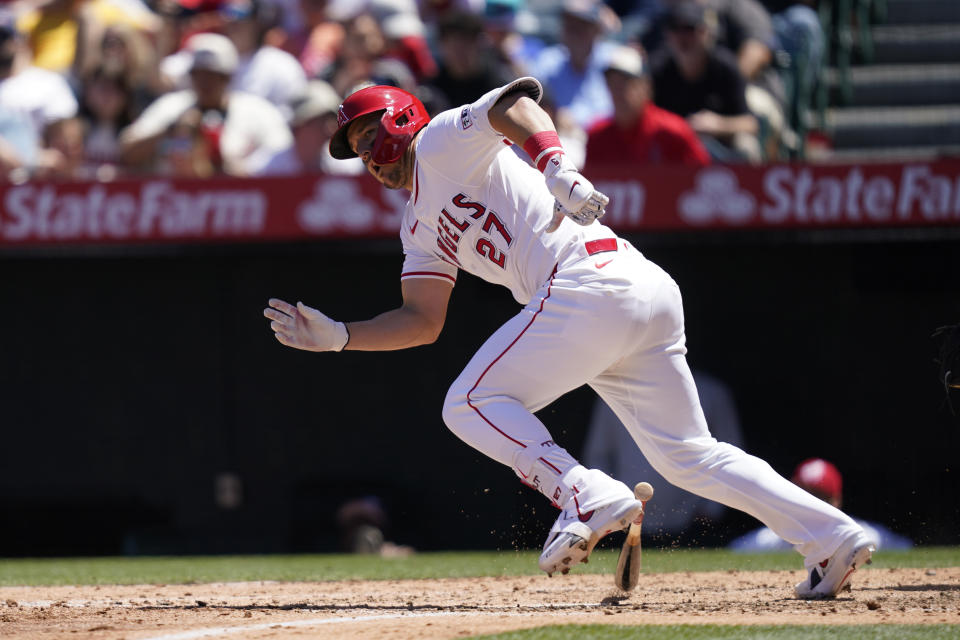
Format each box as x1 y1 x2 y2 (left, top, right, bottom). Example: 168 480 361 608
614 481 654 591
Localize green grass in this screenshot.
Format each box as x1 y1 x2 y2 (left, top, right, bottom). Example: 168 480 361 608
1 546 958 587
469 625 960 640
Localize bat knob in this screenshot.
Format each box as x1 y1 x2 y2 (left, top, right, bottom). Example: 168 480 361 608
634 482 654 502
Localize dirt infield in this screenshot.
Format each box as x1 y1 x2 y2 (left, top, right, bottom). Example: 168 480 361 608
1 567 958 639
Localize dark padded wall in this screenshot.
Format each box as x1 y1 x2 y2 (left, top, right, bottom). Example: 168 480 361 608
1 234 957 555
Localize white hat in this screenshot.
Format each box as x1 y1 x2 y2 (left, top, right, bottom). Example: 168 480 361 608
188 33 239 76
604 45 646 78
382 12 425 39
290 80 341 127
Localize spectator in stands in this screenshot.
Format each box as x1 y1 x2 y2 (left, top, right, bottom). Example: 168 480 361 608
583 368 744 543
646 0 781 96
761 0 824 141
78 64 134 176
284 0 344 78
763 2 822 88
608 0 666 49
156 105 219 177
530 0 621 131
425 10 514 111
17 0 161 78
221 0 307 121
0 19 79 174
120 32 292 176
417 0 485 26
376 4 437 83
650 0 761 162
708 0 782 100
730 458 914 552
482 0 545 80
325 10 388 96
75 23 157 117
37 115 87 179
257 79 363 175
645 0 787 157
704 0 787 157
586 44 710 172
0 105 37 174
262 0 305 35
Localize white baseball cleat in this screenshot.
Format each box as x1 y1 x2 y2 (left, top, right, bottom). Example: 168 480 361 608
795 532 876 599
538 491 643 577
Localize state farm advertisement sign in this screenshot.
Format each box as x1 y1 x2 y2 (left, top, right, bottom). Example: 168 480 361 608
1 160 958 247
0 175 409 246
595 160 960 231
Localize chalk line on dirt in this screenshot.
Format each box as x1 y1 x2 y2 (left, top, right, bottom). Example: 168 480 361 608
139 603 610 640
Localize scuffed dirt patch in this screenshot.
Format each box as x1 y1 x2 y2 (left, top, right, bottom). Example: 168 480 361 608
0 567 958 639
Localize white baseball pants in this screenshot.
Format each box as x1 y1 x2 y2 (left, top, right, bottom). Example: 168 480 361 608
442 241 863 563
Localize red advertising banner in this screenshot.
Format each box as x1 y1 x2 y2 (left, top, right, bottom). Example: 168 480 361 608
1 159 958 247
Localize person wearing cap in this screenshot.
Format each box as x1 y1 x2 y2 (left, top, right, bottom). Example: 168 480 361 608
0 17 79 174
529 0 621 130
585 44 709 172
649 0 761 162
730 458 913 552
257 79 364 175
222 0 307 122
120 32 292 175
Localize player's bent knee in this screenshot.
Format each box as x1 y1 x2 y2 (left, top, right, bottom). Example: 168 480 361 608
441 384 470 433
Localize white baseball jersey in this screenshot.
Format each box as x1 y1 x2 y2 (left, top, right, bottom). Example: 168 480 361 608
399 77 615 304
406 77 867 569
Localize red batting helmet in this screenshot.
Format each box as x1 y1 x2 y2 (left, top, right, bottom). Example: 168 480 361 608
329 85 430 165
791 458 843 503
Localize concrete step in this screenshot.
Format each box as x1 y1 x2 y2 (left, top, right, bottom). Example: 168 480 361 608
883 0 960 24
826 104 960 149
827 64 960 107
871 24 960 64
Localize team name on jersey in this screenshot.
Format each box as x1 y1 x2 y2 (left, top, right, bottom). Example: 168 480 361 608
434 193 513 270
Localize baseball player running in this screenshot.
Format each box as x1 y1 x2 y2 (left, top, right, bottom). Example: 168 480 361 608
263 78 875 597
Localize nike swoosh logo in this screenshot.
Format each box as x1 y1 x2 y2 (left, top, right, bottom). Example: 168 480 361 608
595 259 613 269
569 181 580 199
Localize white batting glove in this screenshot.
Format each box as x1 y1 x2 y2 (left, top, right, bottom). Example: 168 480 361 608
542 153 609 227
263 298 349 352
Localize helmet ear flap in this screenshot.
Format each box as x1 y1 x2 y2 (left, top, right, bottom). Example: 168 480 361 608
370 104 425 165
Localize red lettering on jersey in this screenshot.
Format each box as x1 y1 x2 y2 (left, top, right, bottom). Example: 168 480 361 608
452 193 486 219
436 237 461 265
481 210 513 246
440 232 458 254
437 217 461 244
476 238 506 268
440 208 470 232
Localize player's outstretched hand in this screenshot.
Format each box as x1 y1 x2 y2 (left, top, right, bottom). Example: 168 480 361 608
542 154 609 231
263 298 349 352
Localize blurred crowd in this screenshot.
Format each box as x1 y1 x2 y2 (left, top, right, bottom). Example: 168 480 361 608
0 0 825 181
